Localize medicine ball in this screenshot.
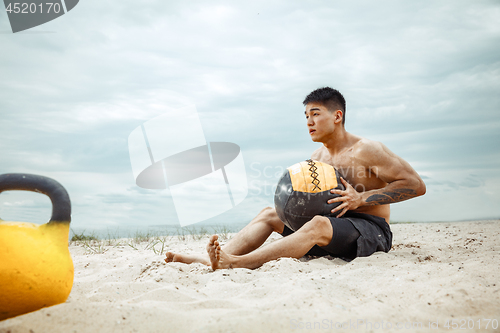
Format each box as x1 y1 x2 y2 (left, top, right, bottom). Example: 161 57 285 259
274 159 345 231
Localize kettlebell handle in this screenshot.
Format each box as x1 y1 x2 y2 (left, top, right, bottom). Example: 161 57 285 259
0 173 71 224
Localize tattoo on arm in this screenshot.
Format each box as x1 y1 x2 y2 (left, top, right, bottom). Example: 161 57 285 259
365 188 417 205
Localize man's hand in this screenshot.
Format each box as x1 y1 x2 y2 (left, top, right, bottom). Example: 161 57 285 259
327 177 363 218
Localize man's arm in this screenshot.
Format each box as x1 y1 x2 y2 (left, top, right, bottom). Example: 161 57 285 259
329 141 426 217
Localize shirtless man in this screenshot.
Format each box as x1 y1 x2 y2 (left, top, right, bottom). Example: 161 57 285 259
165 87 426 270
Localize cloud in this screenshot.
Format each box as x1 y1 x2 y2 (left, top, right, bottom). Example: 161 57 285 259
1 1 499 226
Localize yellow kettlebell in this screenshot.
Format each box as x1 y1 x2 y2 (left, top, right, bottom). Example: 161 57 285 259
0 173 73 321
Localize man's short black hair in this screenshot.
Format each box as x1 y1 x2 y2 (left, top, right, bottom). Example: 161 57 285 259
303 87 346 125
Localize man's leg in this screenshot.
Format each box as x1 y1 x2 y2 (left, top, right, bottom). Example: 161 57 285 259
207 215 333 270
221 207 284 255
165 207 284 265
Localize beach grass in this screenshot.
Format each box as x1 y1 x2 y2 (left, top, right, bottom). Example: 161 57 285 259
70 229 99 242
69 224 238 255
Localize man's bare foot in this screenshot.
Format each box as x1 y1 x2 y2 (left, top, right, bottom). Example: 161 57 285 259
164 252 210 266
206 235 236 270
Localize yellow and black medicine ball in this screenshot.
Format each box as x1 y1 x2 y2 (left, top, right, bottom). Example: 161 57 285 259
274 159 345 231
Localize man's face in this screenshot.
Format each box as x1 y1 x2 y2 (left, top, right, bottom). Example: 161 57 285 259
305 102 337 142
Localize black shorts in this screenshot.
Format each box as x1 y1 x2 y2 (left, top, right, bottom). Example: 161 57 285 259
279 212 393 261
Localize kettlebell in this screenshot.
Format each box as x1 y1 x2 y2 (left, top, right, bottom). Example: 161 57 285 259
0 173 73 321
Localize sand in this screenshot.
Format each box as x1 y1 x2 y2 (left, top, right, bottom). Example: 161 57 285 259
1 220 499 333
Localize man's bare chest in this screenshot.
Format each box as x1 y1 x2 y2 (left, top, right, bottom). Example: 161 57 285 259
315 150 380 191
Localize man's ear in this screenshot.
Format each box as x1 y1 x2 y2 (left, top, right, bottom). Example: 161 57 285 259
334 110 343 124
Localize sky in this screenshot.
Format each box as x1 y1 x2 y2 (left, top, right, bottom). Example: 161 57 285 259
1 0 499 233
